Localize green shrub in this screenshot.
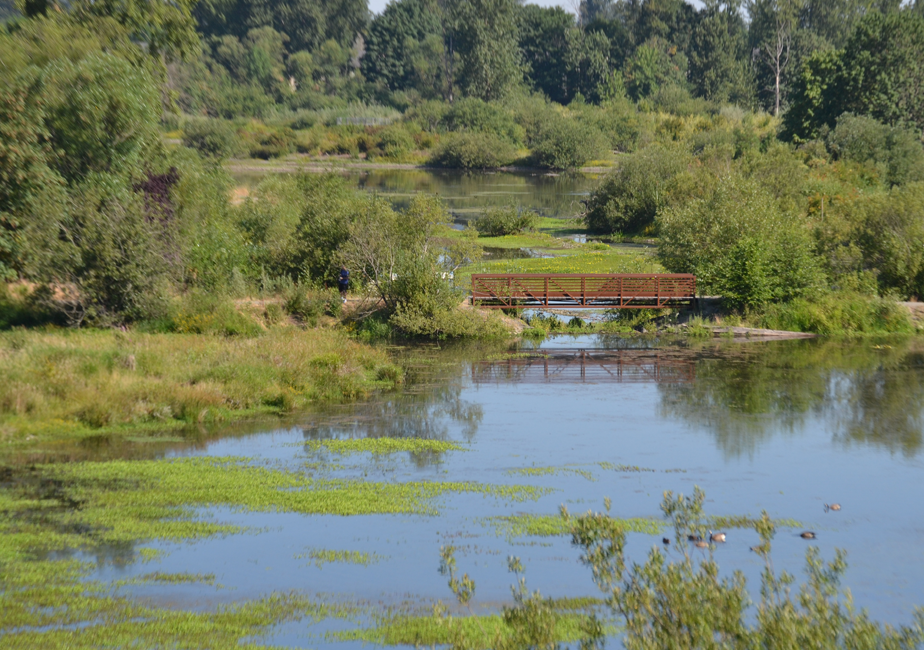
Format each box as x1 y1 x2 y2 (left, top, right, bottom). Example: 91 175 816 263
531 119 606 169
441 97 524 145
283 284 342 326
171 292 262 336
430 132 516 169
658 174 824 308
754 292 914 335
584 145 689 234
473 206 539 237
239 123 296 159
181 119 241 159
372 124 415 160
827 113 924 187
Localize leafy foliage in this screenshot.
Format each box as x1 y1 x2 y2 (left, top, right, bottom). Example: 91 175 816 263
473 207 539 237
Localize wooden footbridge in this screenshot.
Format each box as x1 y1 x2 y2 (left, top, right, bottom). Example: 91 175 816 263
471 273 696 309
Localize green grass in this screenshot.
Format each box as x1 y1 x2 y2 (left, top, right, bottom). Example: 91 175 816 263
332 609 598 647
506 465 596 481
0 328 402 449
296 548 383 567
303 438 467 455
484 514 665 539
456 249 663 286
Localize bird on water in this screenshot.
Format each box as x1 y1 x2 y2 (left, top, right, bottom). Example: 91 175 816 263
662 537 670 545
687 534 702 542
800 531 816 539
693 540 709 549
709 531 726 543
824 503 841 512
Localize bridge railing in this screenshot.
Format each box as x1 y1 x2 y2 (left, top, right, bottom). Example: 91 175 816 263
471 273 696 309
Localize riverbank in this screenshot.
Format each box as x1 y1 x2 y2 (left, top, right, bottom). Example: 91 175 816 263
0 328 402 452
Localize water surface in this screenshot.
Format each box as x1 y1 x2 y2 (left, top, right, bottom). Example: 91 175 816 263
91 335 924 646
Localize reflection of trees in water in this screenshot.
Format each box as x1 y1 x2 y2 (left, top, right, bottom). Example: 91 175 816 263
658 341 924 458
301 347 485 468
352 169 592 220
827 351 924 457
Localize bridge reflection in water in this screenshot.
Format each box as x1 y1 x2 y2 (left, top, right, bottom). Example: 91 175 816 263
471 349 696 385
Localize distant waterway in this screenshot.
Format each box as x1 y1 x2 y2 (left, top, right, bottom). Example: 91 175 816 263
230 167 599 222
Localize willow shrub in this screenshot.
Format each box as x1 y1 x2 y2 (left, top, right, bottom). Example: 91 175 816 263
567 488 924 650
430 132 516 169
583 145 690 234
473 206 539 237
657 174 824 309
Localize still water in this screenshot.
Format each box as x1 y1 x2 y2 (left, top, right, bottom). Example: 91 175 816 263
231 168 598 221
91 335 924 647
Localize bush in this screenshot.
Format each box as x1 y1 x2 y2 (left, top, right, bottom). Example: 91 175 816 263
239 123 296 159
827 114 924 187
283 283 342 326
171 292 262 336
583 145 689 234
371 124 415 160
531 118 606 169
181 119 241 159
657 174 824 308
755 292 914 335
430 132 516 169
441 97 524 144
473 206 539 237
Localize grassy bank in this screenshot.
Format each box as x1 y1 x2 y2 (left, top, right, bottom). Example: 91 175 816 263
0 328 402 449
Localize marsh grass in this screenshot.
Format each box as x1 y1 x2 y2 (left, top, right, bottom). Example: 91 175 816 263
297 548 383 567
0 328 402 447
506 466 596 481
484 514 665 539
333 609 595 647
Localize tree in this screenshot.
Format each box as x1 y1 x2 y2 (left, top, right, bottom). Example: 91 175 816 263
748 0 801 116
518 5 574 104
453 0 523 101
40 53 161 185
784 11 924 139
689 1 753 104
72 0 200 60
623 37 688 100
362 0 442 92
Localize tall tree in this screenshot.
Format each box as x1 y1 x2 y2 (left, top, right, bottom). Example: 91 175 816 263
784 10 924 139
453 0 523 101
362 0 442 92
689 0 752 104
518 4 574 103
748 0 801 115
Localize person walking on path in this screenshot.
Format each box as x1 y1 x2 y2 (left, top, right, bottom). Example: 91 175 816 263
338 266 350 303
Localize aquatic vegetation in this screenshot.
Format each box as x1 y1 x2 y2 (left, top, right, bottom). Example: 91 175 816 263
484 514 664 539
333 610 594 647
303 437 468 456
0 329 402 449
114 572 219 586
506 466 596 481
296 548 384 567
599 462 657 472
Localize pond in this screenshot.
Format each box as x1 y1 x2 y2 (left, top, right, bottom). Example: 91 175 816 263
79 334 924 647
230 167 599 222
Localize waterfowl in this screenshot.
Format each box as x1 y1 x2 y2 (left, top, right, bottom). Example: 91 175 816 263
687 534 702 542
824 503 841 512
709 531 726 543
662 537 670 545
800 531 816 539
693 540 709 549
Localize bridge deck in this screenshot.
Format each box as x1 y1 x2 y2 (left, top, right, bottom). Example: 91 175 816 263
471 273 696 309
